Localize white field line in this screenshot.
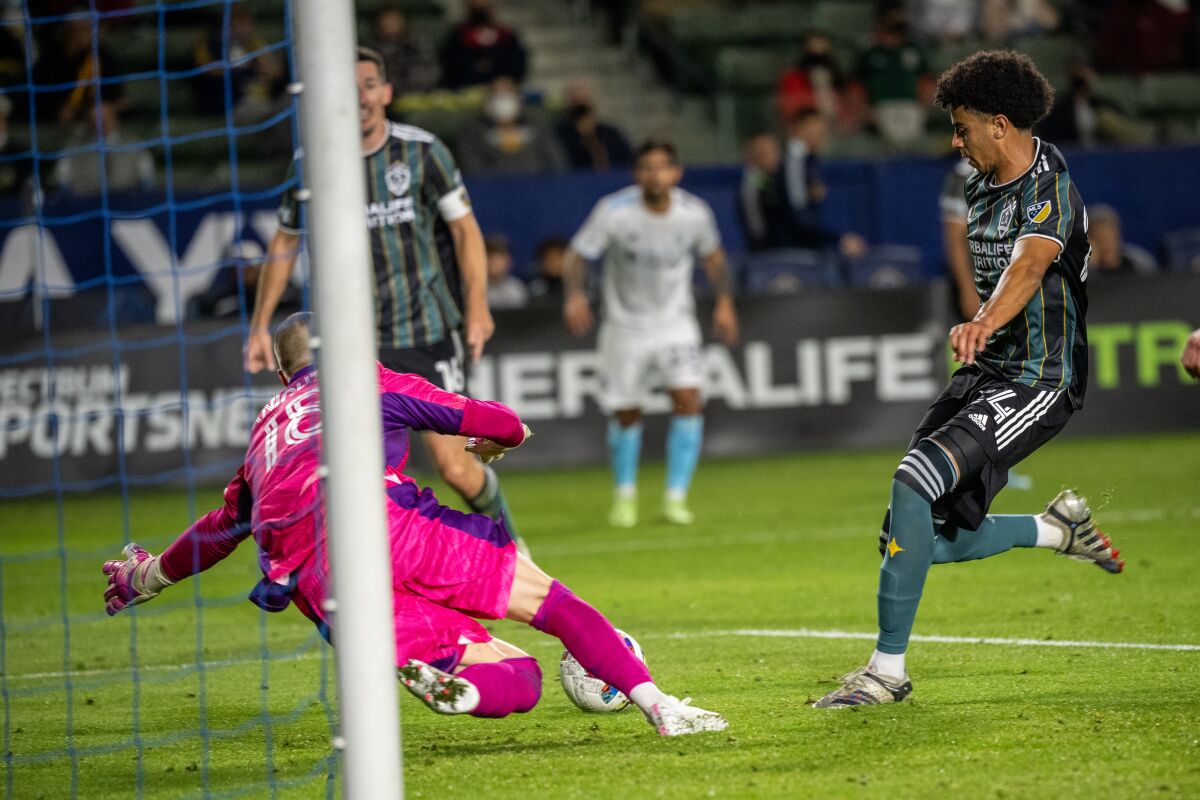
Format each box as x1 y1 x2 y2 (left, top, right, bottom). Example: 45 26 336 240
665 628 1200 652
6 626 1198 683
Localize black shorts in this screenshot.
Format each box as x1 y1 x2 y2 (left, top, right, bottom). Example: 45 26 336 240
908 366 1073 531
378 330 468 394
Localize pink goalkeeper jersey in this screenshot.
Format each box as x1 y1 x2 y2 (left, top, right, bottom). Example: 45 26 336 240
157 363 526 590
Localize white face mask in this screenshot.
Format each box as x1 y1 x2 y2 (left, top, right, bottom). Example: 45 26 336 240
486 93 520 123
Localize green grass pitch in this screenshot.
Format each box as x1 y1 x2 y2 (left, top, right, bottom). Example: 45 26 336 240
3 432 1199 799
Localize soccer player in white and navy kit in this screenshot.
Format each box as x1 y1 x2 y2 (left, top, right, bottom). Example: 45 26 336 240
563 140 738 527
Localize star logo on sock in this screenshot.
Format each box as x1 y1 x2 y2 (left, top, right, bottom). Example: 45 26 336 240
886 537 904 558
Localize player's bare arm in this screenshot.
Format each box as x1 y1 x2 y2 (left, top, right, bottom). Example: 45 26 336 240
951 236 1060 365
562 246 594 337
448 211 494 364
702 247 738 346
244 228 301 372
1182 328 1200 380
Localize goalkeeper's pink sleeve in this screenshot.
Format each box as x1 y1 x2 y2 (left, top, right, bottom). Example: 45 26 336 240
158 468 253 582
377 364 525 447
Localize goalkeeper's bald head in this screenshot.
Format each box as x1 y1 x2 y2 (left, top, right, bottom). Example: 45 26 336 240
273 311 314 382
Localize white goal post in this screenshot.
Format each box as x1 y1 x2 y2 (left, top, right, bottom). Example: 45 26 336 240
291 0 404 797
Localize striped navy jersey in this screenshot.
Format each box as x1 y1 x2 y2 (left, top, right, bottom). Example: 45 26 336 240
279 123 471 349
964 138 1090 408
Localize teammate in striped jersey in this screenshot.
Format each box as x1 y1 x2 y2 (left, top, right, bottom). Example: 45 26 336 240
815 51 1124 709
244 47 524 549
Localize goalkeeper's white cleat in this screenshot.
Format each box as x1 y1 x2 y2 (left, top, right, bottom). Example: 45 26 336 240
397 659 480 715
1041 489 1125 574
644 696 728 736
812 667 913 708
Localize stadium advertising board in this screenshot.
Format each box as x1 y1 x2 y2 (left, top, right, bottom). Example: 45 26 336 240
1 275 1194 492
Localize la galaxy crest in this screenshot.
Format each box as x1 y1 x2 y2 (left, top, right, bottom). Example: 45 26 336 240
997 196 1018 237
386 161 411 197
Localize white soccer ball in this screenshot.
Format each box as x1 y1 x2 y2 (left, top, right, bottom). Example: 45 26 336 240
559 629 645 713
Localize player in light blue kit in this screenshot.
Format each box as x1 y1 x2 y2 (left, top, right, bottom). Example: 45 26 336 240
563 140 738 527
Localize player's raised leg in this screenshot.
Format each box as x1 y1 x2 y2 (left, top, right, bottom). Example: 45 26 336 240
507 554 728 736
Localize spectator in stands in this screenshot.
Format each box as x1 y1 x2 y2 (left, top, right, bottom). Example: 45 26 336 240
369 6 440 96
32 12 124 127
1038 61 1148 148
1096 0 1194 75
776 31 854 130
53 100 155 195
528 236 570 303
908 0 978 44
190 239 299 321
780 110 868 256
554 77 633 172
440 0 528 90
457 77 566 176
980 0 1059 43
485 235 529 310
737 132 788 252
856 2 932 151
192 5 286 118
1087 204 1159 277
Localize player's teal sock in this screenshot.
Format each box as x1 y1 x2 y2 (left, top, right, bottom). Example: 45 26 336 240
932 515 1037 563
877 439 958 655
665 414 704 497
607 420 642 493
877 481 936 654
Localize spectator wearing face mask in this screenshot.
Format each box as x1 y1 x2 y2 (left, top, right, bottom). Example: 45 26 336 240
440 0 528 89
776 31 853 129
457 77 567 176
554 77 632 172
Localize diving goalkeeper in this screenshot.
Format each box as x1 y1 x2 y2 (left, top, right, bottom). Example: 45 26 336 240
102 312 726 737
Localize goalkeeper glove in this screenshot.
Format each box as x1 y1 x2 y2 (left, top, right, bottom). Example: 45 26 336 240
103 543 175 616
464 424 533 463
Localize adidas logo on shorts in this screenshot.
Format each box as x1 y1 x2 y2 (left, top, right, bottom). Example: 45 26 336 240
969 412 988 431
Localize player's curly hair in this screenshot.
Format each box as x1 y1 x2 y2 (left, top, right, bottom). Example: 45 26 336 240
934 50 1054 130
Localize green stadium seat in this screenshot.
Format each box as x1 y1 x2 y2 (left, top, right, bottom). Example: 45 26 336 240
1138 73 1200 115
1011 35 1086 90
810 1 874 45
714 47 792 92
670 3 812 45
1092 74 1142 115
927 39 984 77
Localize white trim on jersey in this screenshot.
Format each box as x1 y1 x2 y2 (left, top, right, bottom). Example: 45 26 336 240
388 122 436 143
1015 232 1065 251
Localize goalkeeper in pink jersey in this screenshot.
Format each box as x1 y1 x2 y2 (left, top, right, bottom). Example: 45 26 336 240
102 313 725 737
